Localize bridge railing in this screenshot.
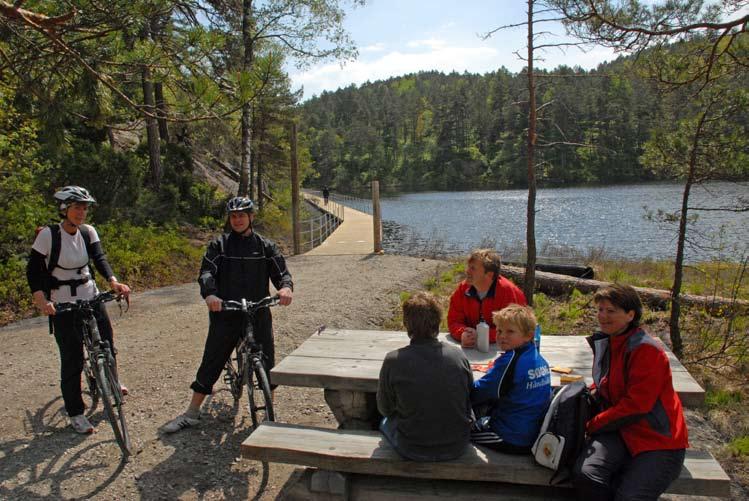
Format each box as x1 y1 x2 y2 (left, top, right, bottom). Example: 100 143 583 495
299 196 344 251
307 189 372 215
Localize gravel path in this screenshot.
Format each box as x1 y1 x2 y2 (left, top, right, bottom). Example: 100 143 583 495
0 253 446 500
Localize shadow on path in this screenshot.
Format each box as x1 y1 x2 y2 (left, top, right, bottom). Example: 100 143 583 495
136 390 272 500
1 397 128 500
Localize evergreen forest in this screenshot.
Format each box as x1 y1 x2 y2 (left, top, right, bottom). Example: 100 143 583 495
300 58 748 193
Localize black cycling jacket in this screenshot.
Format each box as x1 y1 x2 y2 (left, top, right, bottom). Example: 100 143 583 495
198 230 293 302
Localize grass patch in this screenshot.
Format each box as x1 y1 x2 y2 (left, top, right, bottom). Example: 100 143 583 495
593 258 748 300
534 290 596 336
729 436 749 457
705 389 743 411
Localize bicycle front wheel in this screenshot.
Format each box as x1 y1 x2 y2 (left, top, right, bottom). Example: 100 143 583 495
224 349 243 401
246 354 274 430
96 358 132 458
83 360 99 414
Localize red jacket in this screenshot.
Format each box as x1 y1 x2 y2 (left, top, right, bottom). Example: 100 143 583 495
586 328 689 456
448 276 526 343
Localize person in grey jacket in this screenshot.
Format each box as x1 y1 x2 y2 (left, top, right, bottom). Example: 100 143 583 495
377 292 473 461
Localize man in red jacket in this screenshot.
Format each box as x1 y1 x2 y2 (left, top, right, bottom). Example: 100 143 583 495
448 249 526 348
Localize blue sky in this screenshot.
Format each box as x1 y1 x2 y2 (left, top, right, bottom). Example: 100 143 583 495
288 0 619 100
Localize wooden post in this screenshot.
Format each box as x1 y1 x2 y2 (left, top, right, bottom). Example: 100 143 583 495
290 122 301 255
372 180 382 253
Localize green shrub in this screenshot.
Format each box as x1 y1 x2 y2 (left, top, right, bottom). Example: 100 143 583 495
728 436 749 457
705 389 743 410
48 138 145 224
0 256 34 325
0 88 53 260
97 222 204 289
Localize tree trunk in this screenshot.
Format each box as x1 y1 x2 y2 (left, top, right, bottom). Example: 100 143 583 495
150 15 170 144
670 110 708 357
238 0 254 197
154 82 170 143
256 151 264 211
142 65 162 188
523 0 537 305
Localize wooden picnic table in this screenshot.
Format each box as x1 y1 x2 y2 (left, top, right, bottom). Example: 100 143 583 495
272 328 705 429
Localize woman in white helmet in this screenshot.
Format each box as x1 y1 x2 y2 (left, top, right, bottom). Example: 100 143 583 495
26 186 131 434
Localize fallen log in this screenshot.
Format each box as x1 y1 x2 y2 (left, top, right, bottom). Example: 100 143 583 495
506 262 594 279
502 265 748 317
209 155 239 182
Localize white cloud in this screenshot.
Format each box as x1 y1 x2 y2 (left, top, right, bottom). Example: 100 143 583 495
291 37 618 100
405 38 448 49
362 43 387 52
294 41 504 99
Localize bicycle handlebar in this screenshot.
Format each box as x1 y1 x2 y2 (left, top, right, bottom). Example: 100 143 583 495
54 290 124 314
221 295 279 313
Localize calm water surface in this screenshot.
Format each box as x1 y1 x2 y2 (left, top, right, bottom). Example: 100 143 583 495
379 182 748 262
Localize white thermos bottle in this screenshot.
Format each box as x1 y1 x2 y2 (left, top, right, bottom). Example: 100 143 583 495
476 319 490 353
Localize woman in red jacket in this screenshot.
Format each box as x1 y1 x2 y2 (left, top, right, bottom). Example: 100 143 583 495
574 284 688 500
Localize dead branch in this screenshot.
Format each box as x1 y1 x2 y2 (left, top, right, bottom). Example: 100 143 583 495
0 1 76 30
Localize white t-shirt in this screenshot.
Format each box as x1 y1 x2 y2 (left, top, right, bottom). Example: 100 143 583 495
32 223 101 303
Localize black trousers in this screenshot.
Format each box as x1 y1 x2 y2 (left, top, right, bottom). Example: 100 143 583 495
190 309 274 395
52 303 115 417
573 431 685 501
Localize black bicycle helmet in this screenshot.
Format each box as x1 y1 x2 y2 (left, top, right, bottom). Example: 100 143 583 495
54 185 96 211
226 196 255 213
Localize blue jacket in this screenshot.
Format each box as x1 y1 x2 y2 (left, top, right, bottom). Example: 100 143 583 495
471 342 551 447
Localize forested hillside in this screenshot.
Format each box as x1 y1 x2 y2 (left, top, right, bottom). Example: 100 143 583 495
0 0 357 324
300 58 744 192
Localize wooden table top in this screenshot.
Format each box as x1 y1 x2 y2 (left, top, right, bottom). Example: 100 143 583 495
271 328 705 407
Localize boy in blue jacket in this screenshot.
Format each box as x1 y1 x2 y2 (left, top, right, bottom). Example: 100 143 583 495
471 304 551 454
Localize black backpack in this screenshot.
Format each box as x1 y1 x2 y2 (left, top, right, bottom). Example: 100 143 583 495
531 380 594 483
39 224 95 297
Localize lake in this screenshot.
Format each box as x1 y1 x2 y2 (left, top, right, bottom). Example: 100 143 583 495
375 182 748 262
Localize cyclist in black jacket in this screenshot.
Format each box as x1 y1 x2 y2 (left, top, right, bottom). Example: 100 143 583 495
163 196 293 433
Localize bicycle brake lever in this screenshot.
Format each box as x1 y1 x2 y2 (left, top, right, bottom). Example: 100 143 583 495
116 293 130 314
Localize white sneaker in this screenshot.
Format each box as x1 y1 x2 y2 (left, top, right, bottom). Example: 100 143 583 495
70 414 94 434
162 413 200 434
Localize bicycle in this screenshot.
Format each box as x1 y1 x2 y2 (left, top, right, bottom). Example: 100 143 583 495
55 290 131 457
220 295 279 430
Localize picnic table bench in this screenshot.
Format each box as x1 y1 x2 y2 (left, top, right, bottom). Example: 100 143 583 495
242 329 728 499
242 422 731 499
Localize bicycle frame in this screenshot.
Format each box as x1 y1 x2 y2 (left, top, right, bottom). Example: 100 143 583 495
55 291 131 457
220 296 279 429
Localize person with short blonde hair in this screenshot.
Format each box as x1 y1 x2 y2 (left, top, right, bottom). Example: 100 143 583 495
471 304 550 454
448 249 526 348
377 292 473 461
492 304 537 340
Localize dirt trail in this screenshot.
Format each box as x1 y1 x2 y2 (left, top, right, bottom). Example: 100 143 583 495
0 253 445 500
